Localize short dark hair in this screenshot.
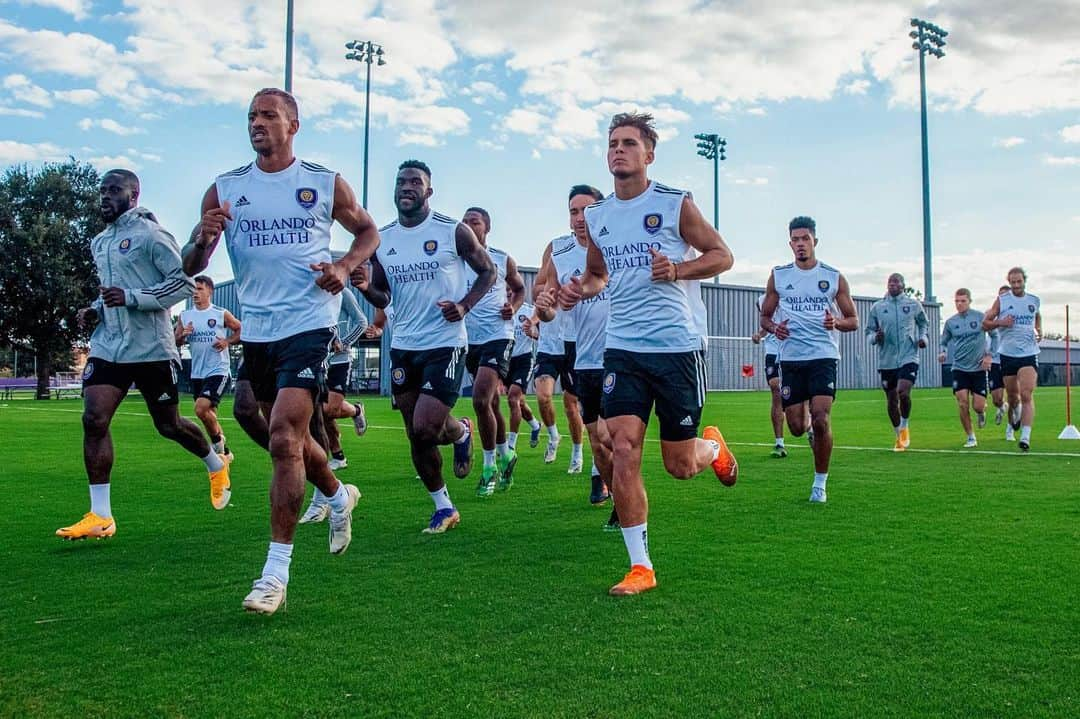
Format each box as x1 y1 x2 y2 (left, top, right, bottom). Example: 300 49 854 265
194 275 214 290
998 285 1011 293
789 216 816 235
955 287 971 299
398 159 431 180
1007 266 1027 281
568 184 604 203
464 207 490 230
103 168 140 193
609 112 658 150
252 88 299 121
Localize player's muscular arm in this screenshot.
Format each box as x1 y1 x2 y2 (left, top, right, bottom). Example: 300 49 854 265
223 310 242 345
760 273 787 338
353 257 390 309
832 275 859 332
183 185 228 276
330 174 380 278
577 231 609 299
674 196 735 279
533 247 558 321
504 257 526 317
1035 311 1042 342
532 244 554 301
454 222 496 314
982 298 1001 331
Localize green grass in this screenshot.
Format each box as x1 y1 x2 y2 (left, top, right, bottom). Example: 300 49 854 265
1 387 1077 718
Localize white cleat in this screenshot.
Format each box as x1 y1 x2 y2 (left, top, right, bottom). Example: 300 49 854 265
329 484 360 555
995 405 1006 425
242 575 287 615
328 457 348 471
544 437 560 464
353 403 367 436
809 487 827 503
298 501 330 524
1005 426 1016 442
567 457 583 474
963 437 978 448
976 413 986 429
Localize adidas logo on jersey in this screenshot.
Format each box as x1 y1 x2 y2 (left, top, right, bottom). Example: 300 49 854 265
296 368 315 379
597 226 610 237
680 415 694 426
785 284 795 290
157 392 172 401
487 358 498 365
422 381 433 390
387 247 398 255
234 195 250 207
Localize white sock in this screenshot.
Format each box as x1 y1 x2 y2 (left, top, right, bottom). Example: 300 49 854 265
482 449 496 468
429 485 454 511
496 441 509 458
590 461 599 477
507 432 518 450
968 434 976 441
707 440 720 462
899 417 909 430
620 523 652 570
262 541 293 584
893 424 901 436
528 418 541 430
571 443 583 461
89 483 111 518
775 437 785 447
547 425 559 441
310 488 328 507
327 482 350 513
813 473 828 490
454 419 470 444
203 451 225 472
212 437 225 453
1021 425 1032 442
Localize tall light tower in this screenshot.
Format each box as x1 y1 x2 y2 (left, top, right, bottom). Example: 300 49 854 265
693 133 727 229
344 40 386 209
284 0 294 92
910 18 947 302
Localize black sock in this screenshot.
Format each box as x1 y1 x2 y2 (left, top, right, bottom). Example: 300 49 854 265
210 433 222 444
332 451 345 460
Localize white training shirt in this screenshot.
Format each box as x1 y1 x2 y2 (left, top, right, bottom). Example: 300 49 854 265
464 245 513 346
551 235 609 371
756 293 781 355
997 291 1041 358
180 305 232 379
511 302 536 359
772 261 841 361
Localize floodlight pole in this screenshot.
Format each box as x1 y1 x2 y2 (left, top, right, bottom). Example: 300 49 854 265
284 0 294 92
910 18 947 303
345 40 386 209
693 133 727 229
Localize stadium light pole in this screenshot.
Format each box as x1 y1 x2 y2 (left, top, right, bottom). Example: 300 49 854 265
693 133 727 230
909 18 947 303
345 40 386 209
284 0 294 92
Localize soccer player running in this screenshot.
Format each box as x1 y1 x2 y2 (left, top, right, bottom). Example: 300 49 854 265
759 216 859 503
536 184 615 509
57 170 232 541
752 293 786 457
559 113 738 596
983 267 1042 451
352 160 496 532
938 288 995 447
183 88 380 614
866 273 928 451
176 275 241 461
461 207 526 496
505 302 543 453
989 284 1011 438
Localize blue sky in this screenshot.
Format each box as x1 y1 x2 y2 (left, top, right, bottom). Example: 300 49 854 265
1 0 1078 332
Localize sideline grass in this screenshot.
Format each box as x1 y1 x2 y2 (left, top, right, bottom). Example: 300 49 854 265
0 387 1077 718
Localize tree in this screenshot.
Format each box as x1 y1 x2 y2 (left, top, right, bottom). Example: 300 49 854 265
0 160 103 399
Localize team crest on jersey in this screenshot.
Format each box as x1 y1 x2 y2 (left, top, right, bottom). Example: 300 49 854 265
1028 304 1035 312
392 367 406 385
781 385 791 399
207 318 217 328
603 373 616 394
818 280 830 292
118 238 132 255
970 320 978 329
296 187 317 209
643 213 662 235
903 305 911 314
423 240 438 256
82 362 94 379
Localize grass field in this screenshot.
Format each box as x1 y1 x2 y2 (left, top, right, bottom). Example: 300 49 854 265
1 387 1077 718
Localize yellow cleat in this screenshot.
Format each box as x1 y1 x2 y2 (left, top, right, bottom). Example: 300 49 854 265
56 512 116 540
898 427 911 449
893 436 906 452
209 464 232 510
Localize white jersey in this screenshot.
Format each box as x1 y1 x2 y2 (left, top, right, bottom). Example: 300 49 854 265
997 292 1041 357
377 210 467 351
756 293 781 355
180 305 231 379
215 160 340 342
552 234 609 371
464 245 513 346
584 182 700 353
536 309 564 355
548 236 580 343
511 302 536 358
772 261 841 361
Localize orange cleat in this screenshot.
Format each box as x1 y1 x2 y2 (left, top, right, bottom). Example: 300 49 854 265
56 512 116 540
609 565 657 596
703 426 738 486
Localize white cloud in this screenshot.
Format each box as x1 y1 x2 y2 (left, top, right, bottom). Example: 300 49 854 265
745 107 767 116
78 118 146 136
53 88 100 105
463 80 506 104
13 0 91 20
501 108 546 135
531 149 541 159
0 139 66 163
733 177 769 186
993 137 1026 149
3 74 52 107
1062 125 1080 143
88 154 140 172
477 138 505 151
844 78 871 95
397 132 442 147
0 106 45 118
1044 155 1080 166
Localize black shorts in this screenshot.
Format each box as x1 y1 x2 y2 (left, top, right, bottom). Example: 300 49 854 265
82 357 179 406
534 352 565 382
466 339 513 380
1000 354 1038 377
191 374 230 406
390 346 466 407
602 349 706 441
235 356 249 383
951 369 988 397
504 353 534 390
779 358 837 408
988 362 1004 391
241 328 334 404
326 361 351 395
764 353 779 382
879 362 919 391
561 341 578 395
576 368 605 425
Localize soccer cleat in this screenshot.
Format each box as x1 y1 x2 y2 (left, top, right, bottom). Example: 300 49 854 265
609 565 657 596
218 440 235 464
809 487 827 503
893 437 905 452
964 437 978 448
56 512 116 540
497 450 517 492
476 465 498 497
328 456 348 471
423 507 460 534
977 413 987 429
590 474 610 506
567 457 583 475
209 464 231 510
529 425 541 448
353 403 367 436
771 444 787 459
298 501 329 524
242 575 287 615
603 514 621 533
898 427 911 449
1018 439 1030 452
328 483 360 554
702 426 738 486
453 418 474 478
1009 405 1022 432
995 404 1006 425
1005 426 1016 441
544 435 560 464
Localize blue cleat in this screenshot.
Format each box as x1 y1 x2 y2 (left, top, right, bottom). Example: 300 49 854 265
453 418 473 478
589 474 610 505
529 425 541 448
422 507 461 534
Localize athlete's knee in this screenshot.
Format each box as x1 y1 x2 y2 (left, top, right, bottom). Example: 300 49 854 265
412 419 443 445
81 409 110 437
152 416 184 440
268 427 304 463
810 412 830 436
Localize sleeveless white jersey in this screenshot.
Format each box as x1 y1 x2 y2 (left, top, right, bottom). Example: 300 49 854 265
377 210 467 351
583 182 700 353
464 245 513 345
537 309 564 355
511 302 536 358
756 293 781 355
180 306 231 379
551 234 609 370
215 160 340 342
997 292 1041 357
772 261 841 361
548 236 580 343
